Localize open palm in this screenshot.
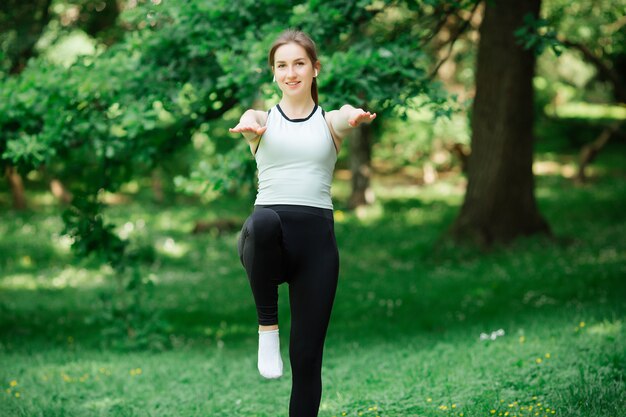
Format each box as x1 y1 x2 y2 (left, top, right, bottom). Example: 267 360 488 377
348 111 377 127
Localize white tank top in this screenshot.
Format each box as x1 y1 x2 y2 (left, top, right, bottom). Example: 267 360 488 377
254 104 338 210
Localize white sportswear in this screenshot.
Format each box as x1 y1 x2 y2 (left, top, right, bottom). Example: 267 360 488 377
254 104 338 210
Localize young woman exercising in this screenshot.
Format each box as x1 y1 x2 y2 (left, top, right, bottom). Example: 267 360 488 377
230 29 376 417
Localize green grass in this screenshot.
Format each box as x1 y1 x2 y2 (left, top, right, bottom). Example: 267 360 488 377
1 166 625 416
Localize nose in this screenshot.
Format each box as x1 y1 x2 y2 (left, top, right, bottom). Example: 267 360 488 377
287 66 296 78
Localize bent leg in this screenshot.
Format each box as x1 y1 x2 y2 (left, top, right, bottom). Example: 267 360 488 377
237 208 285 326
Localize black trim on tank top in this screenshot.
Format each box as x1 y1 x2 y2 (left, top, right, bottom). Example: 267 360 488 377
252 109 272 157
276 104 318 122
253 139 261 157
320 109 339 155
254 105 338 156
329 134 338 155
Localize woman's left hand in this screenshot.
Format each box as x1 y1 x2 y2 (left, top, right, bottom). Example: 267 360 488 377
348 110 377 127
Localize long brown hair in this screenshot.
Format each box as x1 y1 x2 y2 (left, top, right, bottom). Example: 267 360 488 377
268 29 320 105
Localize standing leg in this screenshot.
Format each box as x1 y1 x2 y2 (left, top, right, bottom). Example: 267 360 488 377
285 213 340 417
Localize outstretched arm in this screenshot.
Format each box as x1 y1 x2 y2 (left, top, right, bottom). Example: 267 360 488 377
229 109 268 143
327 105 376 140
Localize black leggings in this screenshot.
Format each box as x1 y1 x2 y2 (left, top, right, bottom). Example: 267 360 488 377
237 204 339 417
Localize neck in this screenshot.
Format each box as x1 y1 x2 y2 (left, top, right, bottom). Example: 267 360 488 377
279 96 316 118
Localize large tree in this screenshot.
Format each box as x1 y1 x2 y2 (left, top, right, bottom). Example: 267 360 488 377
451 0 550 244
0 0 122 209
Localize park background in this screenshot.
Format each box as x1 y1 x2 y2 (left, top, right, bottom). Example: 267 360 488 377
0 1 624 416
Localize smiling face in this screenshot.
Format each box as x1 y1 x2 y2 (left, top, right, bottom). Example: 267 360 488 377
272 42 320 100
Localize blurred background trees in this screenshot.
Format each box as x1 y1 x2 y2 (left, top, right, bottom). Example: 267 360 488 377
2 0 624 240
1 0 624 341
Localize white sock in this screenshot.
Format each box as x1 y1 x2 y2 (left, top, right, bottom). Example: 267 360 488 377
257 328 283 379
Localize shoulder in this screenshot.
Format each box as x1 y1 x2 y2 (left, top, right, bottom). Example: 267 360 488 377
322 108 342 148
322 107 340 130
322 108 339 122
244 108 271 126
256 109 270 125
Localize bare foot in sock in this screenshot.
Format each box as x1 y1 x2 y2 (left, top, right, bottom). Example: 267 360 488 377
258 328 283 379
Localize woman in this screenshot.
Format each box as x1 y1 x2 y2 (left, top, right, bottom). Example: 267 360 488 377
230 29 376 417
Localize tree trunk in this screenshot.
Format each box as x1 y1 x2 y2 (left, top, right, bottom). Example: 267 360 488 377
348 123 375 209
2 0 53 74
576 122 622 183
451 0 550 245
151 168 164 203
5 166 27 210
50 179 73 205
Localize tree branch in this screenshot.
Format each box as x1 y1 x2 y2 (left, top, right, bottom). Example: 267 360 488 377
576 121 623 183
559 36 626 103
428 0 481 80
8 0 53 75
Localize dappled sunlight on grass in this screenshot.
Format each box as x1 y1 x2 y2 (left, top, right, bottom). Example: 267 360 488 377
0 144 624 416
1 266 110 291
573 246 624 267
534 173 626 206
398 201 455 227
353 202 385 224
373 176 465 204
332 176 466 228
587 319 622 338
532 151 616 181
533 160 578 178
105 200 246 235
548 102 626 120
202 321 251 340
81 398 124 411
0 273 38 290
52 234 74 253
154 236 189 258
29 192 60 207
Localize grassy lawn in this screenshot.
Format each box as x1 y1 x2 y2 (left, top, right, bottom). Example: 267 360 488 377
1 153 624 416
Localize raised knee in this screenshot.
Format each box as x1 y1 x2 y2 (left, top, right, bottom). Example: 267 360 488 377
248 208 282 244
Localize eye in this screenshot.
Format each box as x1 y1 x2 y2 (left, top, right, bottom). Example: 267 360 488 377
277 64 285 68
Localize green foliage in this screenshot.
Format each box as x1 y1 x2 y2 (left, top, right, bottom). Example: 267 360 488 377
60 192 169 350
291 0 453 117
374 103 470 171
536 0 625 102
2 0 466 200
514 14 563 56
514 0 626 61
0 0 50 74
95 265 172 352
0 0 464 346
543 0 626 57
61 194 127 268
174 139 257 204
1 0 460 193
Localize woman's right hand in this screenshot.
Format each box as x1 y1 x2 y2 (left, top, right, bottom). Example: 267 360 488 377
229 123 267 140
